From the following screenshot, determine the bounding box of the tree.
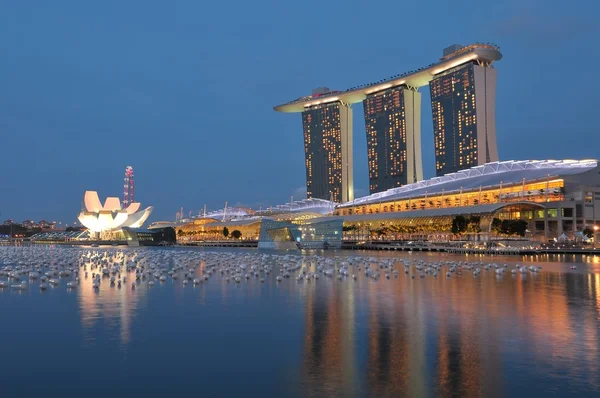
[223,227,229,238]
[500,220,512,235]
[491,218,502,233]
[583,227,594,239]
[177,229,184,237]
[231,230,242,239]
[512,220,528,237]
[499,219,528,237]
[451,215,468,235]
[468,216,482,233]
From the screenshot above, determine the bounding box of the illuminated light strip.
[277,47,502,112]
[431,53,479,75]
[303,96,340,108]
[365,83,399,95]
[339,160,597,207]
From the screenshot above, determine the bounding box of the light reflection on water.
[1,247,599,397]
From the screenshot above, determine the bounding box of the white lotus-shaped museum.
[77,191,153,232]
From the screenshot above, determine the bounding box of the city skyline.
[1,0,598,223]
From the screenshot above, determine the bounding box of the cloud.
[490,1,595,42]
[495,14,592,40]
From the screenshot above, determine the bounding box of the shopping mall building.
[161,160,600,246]
[331,159,600,242]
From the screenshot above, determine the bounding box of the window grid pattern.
[302,103,343,202]
[363,87,408,194]
[430,63,478,176]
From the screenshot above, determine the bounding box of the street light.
[594,225,599,248]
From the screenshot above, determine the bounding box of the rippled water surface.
[1,246,600,397]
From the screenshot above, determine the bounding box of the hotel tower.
[275,44,501,200]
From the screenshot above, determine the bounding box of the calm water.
[1,246,600,397]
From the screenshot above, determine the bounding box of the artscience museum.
[77,191,153,236]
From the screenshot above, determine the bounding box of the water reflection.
[77,251,148,348]
[297,253,600,396]
[302,280,358,396]
[6,247,598,396]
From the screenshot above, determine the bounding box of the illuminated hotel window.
[302,102,345,202]
[363,87,410,194]
[430,63,478,176]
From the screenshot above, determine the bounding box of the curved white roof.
[203,207,251,221]
[340,160,598,208]
[264,198,336,215]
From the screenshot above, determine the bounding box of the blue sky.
[0,0,598,224]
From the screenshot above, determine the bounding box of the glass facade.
[341,203,541,242]
[430,63,479,176]
[336,179,565,216]
[363,87,409,194]
[259,219,343,249]
[302,102,352,203]
[295,220,343,249]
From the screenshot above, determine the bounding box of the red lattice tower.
[123,166,135,208]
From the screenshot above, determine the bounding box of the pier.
[341,241,600,256]
[181,240,258,248]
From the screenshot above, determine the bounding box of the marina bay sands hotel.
[274,43,502,203]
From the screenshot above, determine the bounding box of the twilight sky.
[1,0,598,224]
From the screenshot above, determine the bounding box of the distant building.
[22,219,36,228]
[38,220,55,229]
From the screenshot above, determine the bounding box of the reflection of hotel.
[301,280,357,396]
[275,43,502,200]
[294,259,598,395]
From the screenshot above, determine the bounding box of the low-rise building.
[334,159,599,242]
